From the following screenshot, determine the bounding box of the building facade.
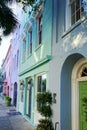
[1,0,87,130]
[10,24,20,107]
[1,3,22,107]
[51,0,87,130]
[2,44,12,97]
[18,0,53,127]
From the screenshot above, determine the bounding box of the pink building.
[2,24,20,107]
[3,44,12,96]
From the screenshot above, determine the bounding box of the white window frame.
[66,0,85,30]
[35,73,47,110]
[37,73,46,93]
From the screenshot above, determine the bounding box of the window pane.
[37,76,42,92]
[23,40,26,61]
[71,14,75,25]
[76,9,80,21]
[38,15,42,44]
[37,74,46,109]
[42,74,46,92]
[30,31,32,54]
[37,74,46,92]
[71,2,75,14]
[76,0,80,10]
[71,0,81,25]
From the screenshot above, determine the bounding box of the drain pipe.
[55,122,59,130]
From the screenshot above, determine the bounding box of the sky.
[0,35,11,67]
[0,2,21,68]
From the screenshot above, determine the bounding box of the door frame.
[72,58,87,130]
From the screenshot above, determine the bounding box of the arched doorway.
[13,82,17,107]
[72,59,87,130]
[60,53,85,130]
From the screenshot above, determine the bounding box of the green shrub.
[36,91,54,130]
[5,96,12,106]
[37,92,52,104]
[37,119,54,130]
[38,105,52,117]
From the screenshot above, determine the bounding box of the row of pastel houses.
[1,0,87,130]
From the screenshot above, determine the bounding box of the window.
[37,74,46,93]
[81,67,87,77]
[22,39,26,62]
[38,15,43,45]
[37,73,46,109]
[28,31,32,55]
[17,50,19,67]
[70,0,84,25]
[30,31,32,54]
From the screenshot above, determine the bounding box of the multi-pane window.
[70,0,84,25]
[37,73,46,109]
[37,74,46,93]
[38,15,42,45]
[28,30,32,56]
[22,39,26,61]
[30,31,32,54]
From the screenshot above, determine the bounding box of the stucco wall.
[50,0,87,130]
[19,0,53,75]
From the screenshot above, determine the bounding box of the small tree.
[36,91,54,130]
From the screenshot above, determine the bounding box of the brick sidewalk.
[0,98,35,130]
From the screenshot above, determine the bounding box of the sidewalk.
[0,98,35,130]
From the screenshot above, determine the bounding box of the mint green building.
[18,0,53,127]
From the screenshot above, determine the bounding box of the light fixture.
[20,80,24,90]
[27,79,33,90]
[53,93,57,103]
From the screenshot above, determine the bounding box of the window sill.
[62,16,87,38]
[34,43,42,52]
[27,53,32,59]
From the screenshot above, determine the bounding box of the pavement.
[0,97,35,130]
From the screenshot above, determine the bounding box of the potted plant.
[36,91,54,130]
[5,96,12,106]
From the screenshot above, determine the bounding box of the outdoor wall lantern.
[27,79,33,90]
[53,93,57,104]
[20,80,24,90]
